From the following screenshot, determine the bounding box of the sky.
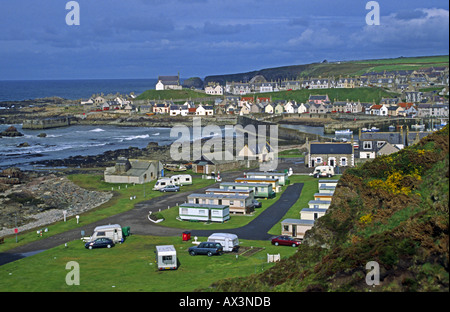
[0,0,448,80]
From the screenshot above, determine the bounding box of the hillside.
[204,55,449,85]
[252,87,397,104]
[207,126,449,292]
[135,89,218,102]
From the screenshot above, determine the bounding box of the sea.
[0,78,158,102]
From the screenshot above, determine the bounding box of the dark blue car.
[188,242,223,256]
[85,238,115,249]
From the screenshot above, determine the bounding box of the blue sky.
[0,0,448,80]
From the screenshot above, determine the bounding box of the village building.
[306,141,354,167]
[155,74,182,90]
[104,158,163,184]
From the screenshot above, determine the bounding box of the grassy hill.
[204,55,449,85]
[207,126,449,292]
[135,89,218,102]
[253,87,397,104]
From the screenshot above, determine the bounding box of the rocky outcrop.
[0,126,23,137]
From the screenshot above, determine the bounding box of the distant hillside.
[204,55,449,85]
[135,89,218,102]
[207,126,449,292]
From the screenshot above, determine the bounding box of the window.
[199,209,206,215]
[363,141,372,150]
[181,208,188,214]
[283,225,289,232]
[341,157,347,166]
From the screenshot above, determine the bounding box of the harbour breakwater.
[22,116,72,130]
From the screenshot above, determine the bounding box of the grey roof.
[187,193,249,200]
[281,218,315,225]
[310,143,353,154]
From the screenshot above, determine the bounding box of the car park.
[271,235,301,247]
[188,242,223,256]
[159,185,180,192]
[85,238,115,249]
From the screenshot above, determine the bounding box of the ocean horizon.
[0,78,159,102]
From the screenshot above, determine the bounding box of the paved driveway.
[0,179,303,266]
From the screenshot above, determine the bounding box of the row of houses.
[222,67,449,95]
[281,180,337,240]
[305,126,439,168]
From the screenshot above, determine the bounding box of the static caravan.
[318,180,339,188]
[207,233,239,252]
[172,174,193,186]
[314,193,334,202]
[245,172,290,186]
[205,188,255,201]
[155,245,177,270]
[153,177,175,190]
[235,177,281,193]
[187,193,253,215]
[308,200,331,209]
[219,182,275,199]
[179,203,230,223]
[88,224,123,243]
[318,185,336,194]
[300,207,327,220]
[281,218,315,240]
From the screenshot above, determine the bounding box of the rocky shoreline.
[0,168,113,237]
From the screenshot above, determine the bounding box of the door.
[292,225,297,237]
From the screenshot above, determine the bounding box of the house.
[169,105,183,116]
[284,101,298,114]
[239,103,251,115]
[358,129,406,159]
[308,94,330,104]
[179,203,230,223]
[205,84,223,95]
[196,104,214,116]
[264,103,274,114]
[104,158,163,184]
[187,193,253,215]
[308,200,331,209]
[205,188,255,201]
[369,104,388,116]
[237,141,275,163]
[307,141,354,167]
[274,102,285,114]
[297,103,310,114]
[387,105,405,117]
[156,74,182,90]
[153,103,170,114]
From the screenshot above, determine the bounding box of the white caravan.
[310,165,335,178]
[172,174,193,186]
[153,177,175,190]
[85,224,123,243]
[155,245,177,270]
[207,233,239,252]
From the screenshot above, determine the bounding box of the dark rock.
[37,133,47,137]
[0,126,24,137]
[17,142,30,148]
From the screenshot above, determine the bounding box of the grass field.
[0,174,337,292]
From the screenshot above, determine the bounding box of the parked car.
[188,242,223,256]
[251,199,262,208]
[271,235,301,247]
[85,237,115,249]
[159,185,180,192]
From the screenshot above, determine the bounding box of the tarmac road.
[0,171,303,266]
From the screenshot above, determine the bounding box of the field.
[0,174,327,292]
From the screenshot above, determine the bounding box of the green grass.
[253,87,396,104]
[0,235,298,292]
[0,173,341,292]
[135,89,219,101]
[0,174,216,252]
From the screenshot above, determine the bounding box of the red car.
[271,235,301,247]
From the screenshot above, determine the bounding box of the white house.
[196,104,214,116]
[205,84,224,95]
[156,75,182,90]
[284,101,298,114]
